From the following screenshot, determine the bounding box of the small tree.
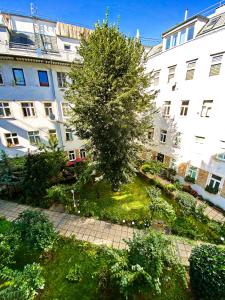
[189,244,225,300]
[67,16,156,190]
[102,231,187,298]
[0,263,45,300]
[14,210,57,252]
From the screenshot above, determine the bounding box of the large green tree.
[67,16,156,190]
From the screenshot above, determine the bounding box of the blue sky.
[0,0,219,43]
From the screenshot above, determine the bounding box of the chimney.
[184,8,188,21]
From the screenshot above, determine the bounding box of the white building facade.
[147,5,225,209]
[0,12,90,161]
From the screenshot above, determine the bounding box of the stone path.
[0,199,194,265]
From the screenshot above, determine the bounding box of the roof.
[162,15,208,37]
[197,11,225,36]
[148,43,163,57]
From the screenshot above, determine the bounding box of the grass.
[39,237,191,300]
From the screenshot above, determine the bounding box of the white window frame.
[201,100,213,118]
[68,150,76,161]
[0,102,11,118]
[5,132,19,147]
[28,131,41,144]
[209,54,223,76]
[185,60,197,80]
[180,100,189,116]
[57,72,67,88]
[66,128,73,141]
[49,129,57,138]
[80,149,86,159]
[153,70,160,86]
[44,102,53,117]
[21,102,36,117]
[195,136,205,144]
[62,102,70,117]
[173,132,182,148]
[186,166,198,179]
[217,140,225,161]
[207,174,222,191]
[160,129,167,143]
[168,65,176,83]
[163,101,171,117]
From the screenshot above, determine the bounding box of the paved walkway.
[0,199,194,265]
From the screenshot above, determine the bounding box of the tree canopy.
[67,16,156,190]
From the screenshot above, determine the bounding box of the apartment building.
[147,4,225,209]
[0,12,91,161]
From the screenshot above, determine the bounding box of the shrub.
[149,197,176,225]
[45,184,70,207]
[173,180,183,190]
[141,160,166,175]
[66,265,82,282]
[14,210,57,252]
[146,186,161,199]
[184,175,195,184]
[175,191,196,216]
[0,263,45,300]
[103,231,187,298]
[205,184,219,194]
[171,217,204,240]
[189,244,225,300]
[164,183,176,192]
[0,230,20,269]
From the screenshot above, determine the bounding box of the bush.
[171,217,204,240]
[0,263,45,300]
[146,186,161,199]
[149,197,176,225]
[205,184,219,194]
[184,175,195,184]
[164,183,176,192]
[66,265,82,282]
[102,231,187,298]
[14,210,57,252]
[0,230,20,269]
[189,244,225,300]
[45,184,70,207]
[175,191,196,216]
[141,160,166,175]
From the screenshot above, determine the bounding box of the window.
[209,54,223,76]
[80,149,86,159]
[62,103,70,117]
[217,140,225,161]
[205,17,220,31]
[186,60,197,80]
[157,153,164,162]
[5,133,19,147]
[38,70,49,87]
[195,136,205,144]
[44,42,52,50]
[208,174,222,191]
[66,129,73,141]
[49,129,57,138]
[179,29,186,44]
[64,44,71,51]
[173,132,182,148]
[148,128,154,140]
[165,36,171,50]
[0,73,4,85]
[160,130,167,143]
[21,102,36,117]
[171,33,178,47]
[201,100,213,117]
[153,70,160,86]
[168,66,176,83]
[180,100,189,116]
[44,102,53,116]
[12,68,25,86]
[68,150,76,161]
[28,131,40,144]
[187,166,198,179]
[0,102,11,117]
[57,72,67,88]
[163,101,171,117]
[187,26,194,41]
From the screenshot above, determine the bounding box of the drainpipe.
[48,62,64,149]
